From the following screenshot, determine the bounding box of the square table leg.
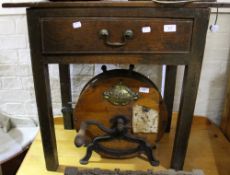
[59,64,73,129]
[163,65,177,132]
[31,63,59,171]
[27,10,59,171]
[171,9,210,169]
[170,64,202,170]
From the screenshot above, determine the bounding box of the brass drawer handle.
[99,29,134,47]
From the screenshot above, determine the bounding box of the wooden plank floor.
[17,115,230,175]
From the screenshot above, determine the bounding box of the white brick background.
[174,13,230,124]
[0,7,229,125]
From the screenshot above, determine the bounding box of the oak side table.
[3,0,230,172]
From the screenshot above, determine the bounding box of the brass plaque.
[103,82,139,106]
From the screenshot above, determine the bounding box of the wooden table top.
[16,115,230,175]
[2,1,230,8]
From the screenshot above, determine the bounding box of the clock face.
[132,104,159,134]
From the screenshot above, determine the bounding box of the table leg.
[0,164,2,175]
[27,10,59,170]
[171,64,202,170]
[164,65,177,132]
[32,64,59,170]
[59,64,73,129]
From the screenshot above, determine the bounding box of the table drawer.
[41,18,193,54]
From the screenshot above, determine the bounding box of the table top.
[16,115,230,175]
[2,0,230,8]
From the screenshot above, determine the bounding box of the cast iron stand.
[74,115,159,166]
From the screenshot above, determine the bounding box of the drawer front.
[41,18,193,54]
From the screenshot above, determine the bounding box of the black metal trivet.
[74,115,159,166]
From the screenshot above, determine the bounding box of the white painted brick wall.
[0,35,27,49]
[0,50,18,64]
[1,77,22,89]
[0,9,229,125]
[173,13,230,124]
[0,19,15,34]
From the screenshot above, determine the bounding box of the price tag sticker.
[164,24,176,32]
[142,26,151,33]
[139,87,150,93]
[72,21,82,29]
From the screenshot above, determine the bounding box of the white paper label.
[72,21,82,29]
[142,26,151,33]
[164,24,176,32]
[139,87,150,93]
[133,104,159,133]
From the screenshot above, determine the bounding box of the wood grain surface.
[16,115,230,175]
[74,72,167,158]
[41,18,192,54]
[3,1,230,8]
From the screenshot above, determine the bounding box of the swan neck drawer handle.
[99,29,134,47]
